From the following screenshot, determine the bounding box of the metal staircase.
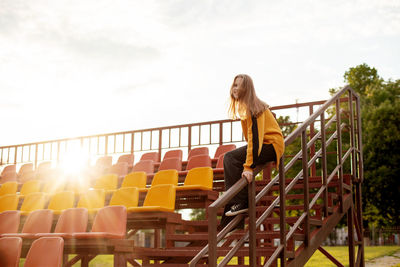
[189,85,365,267]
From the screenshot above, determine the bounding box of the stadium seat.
[109,187,139,209]
[93,173,118,193]
[17,163,33,178]
[18,180,41,198]
[2,209,53,239]
[121,172,147,189]
[41,179,66,195]
[0,181,18,196]
[163,149,183,161]
[18,170,35,184]
[187,147,209,160]
[77,189,105,213]
[108,162,129,177]
[47,191,75,215]
[117,154,134,169]
[186,154,212,171]
[140,152,159,162]
[132,160,154,174]
[72,205,127,239]
[0,210,20,236]
[0,194,19,213]
[20,192,46,215]
[92,156,113,177]
[213,144,236,159]
[1,164,16,175]
[24,237,64,267]
[128,184,176,213]
[150,169,178,187]
[216,153,225,169]
[158,157,182,171]
[36,207,88,238]
[176,167,214,191]
[0,236,22,267]
[0,170,17,183]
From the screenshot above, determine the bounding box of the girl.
[218,74,285,231]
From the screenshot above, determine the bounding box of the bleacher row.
[0,144,236,266]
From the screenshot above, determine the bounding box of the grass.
[19,246,400,266]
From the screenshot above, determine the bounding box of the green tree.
[344,64,400,226]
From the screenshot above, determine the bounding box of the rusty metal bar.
[158,130,162,162]
[321,112,329,218]
[309,104,316,177]
[349,91,357,181]
[219,122,223,146]
[188,126,192,153]
[208,206,218,267]
[336,99,344,213]
[130,133,134,154]
[248,177,256,266]
[105,135,108,156]
[302,130,310,245]
[14,146,18,164]
[279,157,287,266]
[348,205,355,267]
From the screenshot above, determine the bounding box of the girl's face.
[232,77,243,100]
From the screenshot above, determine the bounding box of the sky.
[1,0,399,147]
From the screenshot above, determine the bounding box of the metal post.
[336,99,344,213]
[321,112,328,218]
[248,177,256,266]
[302,130,310,245]
[348,204,355,267]
[208,207,217,267]
[279,157,287,266]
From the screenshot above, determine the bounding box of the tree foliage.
[344,64,400,227]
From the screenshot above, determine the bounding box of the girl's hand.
[242,171,253,183]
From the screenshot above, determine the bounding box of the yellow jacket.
[241,109,284,171]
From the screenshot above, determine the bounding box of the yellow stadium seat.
[144,169,178,193]
[0,194,19,213]
[47,191,75,215]
[121,172,147,189]
[128,184,175,213]
[19,180,41,198]
[93,174,118,193]
[109,187,139,209]
[41,179,66,195]
[20,192,46,215]
[0,181,18,197]
[176,167,214,191]
[77,189,105,213]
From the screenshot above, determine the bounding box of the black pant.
[219,144,276,230]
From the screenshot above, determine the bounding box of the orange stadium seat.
[24,237,64,267]
[214,144,236,159]
[186,154,212,171]
[158,157,182,171]
[163,149,183,161]
[187,147,209,160]
[132,160,154,174]
[117,154,134,169]
[108,162,129,177]
[0,210,20,237]
[0,236,22,267]
[140,152,159,162]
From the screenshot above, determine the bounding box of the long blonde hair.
[228,74,269,119]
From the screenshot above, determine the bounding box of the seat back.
[18,163,33,177]
[132,160,154,174]
[216,153,225,168]
[163,149,183,161]
[95,156,113,169]
[121,172,147,189]
[184,167,214,189]
[0,181,18,197]
[109,162,129,177]
[143,184,176,211]
[21,209,53,234]
[140,152,159,162]
[54,208,88,233]
[42,179,66,194]
[19,180,41,196]
[20,192,46,214]
[187,147,209,160]
[77,189,105,211]
[91,205,127,237]
[0,171,17,183]
[0,210,20,234]
[117,154,134,169]
[158,157,182,171]
[47,191,75,213]
[0,194,19,213]
[0,237,22,267]
[151,169,178,187]
[93,174,118,191]
[24,237,64,267]
[214,144,236,159]
[109,187,139,208]
[186,154,212,171]
[1,165,16,175]
[18,170,35,183]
